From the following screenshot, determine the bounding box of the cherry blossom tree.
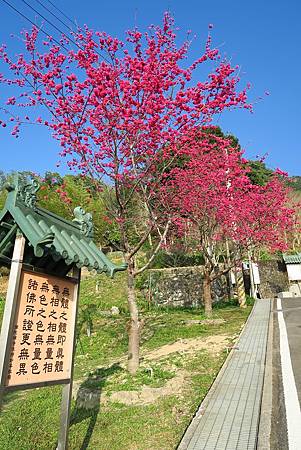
[0,14,251,373]
[164,127,296,316]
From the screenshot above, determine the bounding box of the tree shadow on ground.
[70,363,122,450]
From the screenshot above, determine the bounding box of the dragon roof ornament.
[73,206,94,238]
[5,175,40,209]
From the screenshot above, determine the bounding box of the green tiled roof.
[283,253,301,264]
[0,176,126,277]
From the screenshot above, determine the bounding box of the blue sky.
[0,0,300,175]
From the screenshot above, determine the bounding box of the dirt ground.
[142,333,230,361]
[0,275,8,296]
[74,333,233,407]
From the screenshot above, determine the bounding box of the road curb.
[257,298,273,450]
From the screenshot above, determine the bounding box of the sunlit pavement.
[270,297,301,450]
[178,299,270,450]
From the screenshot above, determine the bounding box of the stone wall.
[148,266,229,307]
[257,260,289,298]
[146,259,289,307]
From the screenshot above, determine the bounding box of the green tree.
[246,160,274,186]
[38,174,120,246]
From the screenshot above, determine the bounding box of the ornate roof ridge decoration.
[0,174,127,277]
[18,178,40,209]
[5,175,40,209]
[73,206,94,238]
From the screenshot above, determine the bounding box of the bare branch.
[128,223,156,259]
[134,220,171,276]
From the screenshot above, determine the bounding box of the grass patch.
[105,365,176,393]
[0,273,251,450]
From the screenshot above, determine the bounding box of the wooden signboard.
[6,270,76,389]
[0,234,81,450]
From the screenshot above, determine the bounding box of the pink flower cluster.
[161,127,296,253]
[0,13,251,176]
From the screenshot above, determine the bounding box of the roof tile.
[0,177,126,276]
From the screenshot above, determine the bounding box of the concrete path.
[178,299,271,450]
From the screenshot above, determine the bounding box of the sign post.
[0,250,81,449]
[0,232,25,405]
[57,267,81,450]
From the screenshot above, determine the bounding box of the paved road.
[271,297,301,450]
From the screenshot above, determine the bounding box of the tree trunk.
[235,266,247,308]
[226,271,233,301]
[126,259,140,374]
[225,239,234,300]
[203,271,213,317]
